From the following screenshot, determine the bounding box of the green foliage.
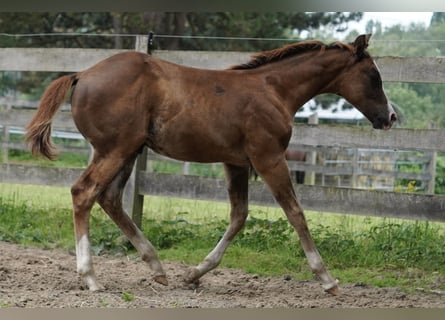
[121,291,134,302]
[5,148,88,168]
[151,160,225,178]
[384,83,440,128]
[144,218,209,250]
[2,132,89,167]
[1,188,444,291]
[0,12,362,50]
[234,217,296,251]
[367,221,444,268]
[0,194,74,249]
[435,155,445,194]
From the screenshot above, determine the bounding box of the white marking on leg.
[76,234,91,274]
[196,236,230,274]
[306,250,338,290]
[76,234,101,291]
[306,251,322,271]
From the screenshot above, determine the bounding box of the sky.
[347,12,433,34]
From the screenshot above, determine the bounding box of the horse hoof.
[153,274,168,286]
[87,283,105,292]
[90,286,105,292]
[82,275,105,292]
[325,284,340,296]
[183,267,201,284]
[183,279,200,290]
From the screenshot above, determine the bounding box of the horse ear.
[353,34,372,58]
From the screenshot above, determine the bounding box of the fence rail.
[1,48,445,83]
[1,163,445,223]
[1,36,445,225]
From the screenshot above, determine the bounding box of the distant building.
[294,98,366,125]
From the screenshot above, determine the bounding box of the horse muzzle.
[373,111,397,130]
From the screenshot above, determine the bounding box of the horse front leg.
[252,156,339,295]
[184,164,249,285]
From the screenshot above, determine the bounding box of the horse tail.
[26,74,77,160]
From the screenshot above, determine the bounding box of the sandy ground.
[0,241,444,308]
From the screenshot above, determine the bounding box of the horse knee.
[71,182,84,198]
[97,189,121,210]
[71,182,95,213]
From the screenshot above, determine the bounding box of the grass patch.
[0,194,74,249]
[5,148,89,168]
[0,182,444,292]
[121,291,134,302]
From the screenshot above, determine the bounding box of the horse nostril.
[390,112,397,123]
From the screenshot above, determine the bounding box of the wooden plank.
[375,56,445,83]
[291,125,445,152]
[294,184,445,222]
[0,109,77,129]
[1,48,444,84]
[137,171,229,202]
[0,48,126,72]
[0,48,247,72]
[154,50,251,70]
[137,171,445,223]
[6,107,443,152]
[0,163,82,186]
[287,161,432,181]
[2,164,444,222]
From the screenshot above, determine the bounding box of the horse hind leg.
[71,153,111,291]
[184,164,249,285]
[96,154,167,285]
[71,149,164,291]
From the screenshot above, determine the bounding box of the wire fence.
[1,32,445,42]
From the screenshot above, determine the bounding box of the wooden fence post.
[122,35,149,228]
[1,98,12,163]
[426,121,437,194]
[305,113,318,185]
[1,124,9,163]
[123,147,147,228]
[427,151,437,194]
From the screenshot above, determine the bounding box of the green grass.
[0,182,444,292]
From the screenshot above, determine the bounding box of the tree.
[430,12,445,26]
[0,13,115,48]
[0,12,363,50]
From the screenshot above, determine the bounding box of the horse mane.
[230,40,360,70]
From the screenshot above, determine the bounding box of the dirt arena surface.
[0,241,443,308]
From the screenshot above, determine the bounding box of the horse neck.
[258,50,353,115]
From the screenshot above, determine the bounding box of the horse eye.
[369,69,382,87]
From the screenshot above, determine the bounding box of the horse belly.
[146,118,248,165]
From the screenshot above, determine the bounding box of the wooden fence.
[0,98,437,191]
[1,35,445,224]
